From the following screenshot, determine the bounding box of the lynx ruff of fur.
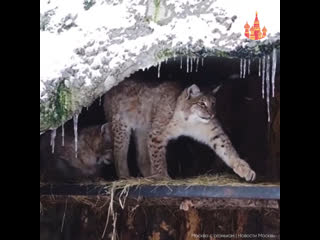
[104,80,256,181]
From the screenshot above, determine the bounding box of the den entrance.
[40,55,280,183]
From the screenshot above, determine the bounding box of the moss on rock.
[40,81,74,131]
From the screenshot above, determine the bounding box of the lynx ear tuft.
[212,85,221,95]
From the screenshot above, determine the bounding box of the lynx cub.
[104,79,256,181]
[40,123,113,180]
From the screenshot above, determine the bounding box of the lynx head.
[84,123,112,160]
[179,84,220,124]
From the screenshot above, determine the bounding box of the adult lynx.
[104,79,255,181]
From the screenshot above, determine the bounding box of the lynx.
[40,123,113,180]
[104,79,256,181]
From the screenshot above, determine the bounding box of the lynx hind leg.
[111,120,131,179]
[134,129,151,177]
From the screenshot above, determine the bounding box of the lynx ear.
[186,84,201,99]
[212,85,221,95]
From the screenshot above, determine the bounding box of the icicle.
[271,48,277,97]
[240,58,243,78]
[196,57,199,72]
[248,59,251,75]
[50,129,57,154]
[86,106,89,111]
[186,56,189,73]
[258,58,261,77]
[157,62,161,78]
[165,58,168,64]
[173,53,176,62]
[99,96,102,106]
[266,55,271,122]
[190,57,193,72]
[262,56,266,99]
[61,124,65,147]
[243,59,246,78]
[180,56,182,69]
[201,57,204,67]
[73,114,79,158]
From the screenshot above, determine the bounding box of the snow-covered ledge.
[40,0,280,132]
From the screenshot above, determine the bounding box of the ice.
[50,129,57,154]
[266,55,271,122]
[262,56,266,99]
[61,124,65,147]
[73,114,79,158]
[190,57,193,72]
[186,56,189,73]
[196,57,199,72]
[258,58,261,77]
[243,59,246,78]
[240,58,243,78]
[180,56,183,69]
[157,62,161,78]
[201,57,204,67]
[271,48,277,97]
[248,59,251,75]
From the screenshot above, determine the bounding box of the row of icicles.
[156,53,205,78]
[49,48,278,157]
[240,48,278,123]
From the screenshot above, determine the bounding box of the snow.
[40,0,280,95]
[40,0,140,98]
[40,30,82,81]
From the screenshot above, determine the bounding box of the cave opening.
[40,55,280,183]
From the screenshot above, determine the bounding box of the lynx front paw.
[233,159,256,182]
